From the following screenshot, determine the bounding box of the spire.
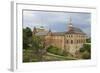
[33,27,36,31]
[69,16,71,22]
[48,28,52,35]
[68,16,72,26]
[68,16,73,30]
[49,28,51,32]
[33,26,37,35]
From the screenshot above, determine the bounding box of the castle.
[32,17,87,56]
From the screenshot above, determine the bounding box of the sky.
[23,10,91,36]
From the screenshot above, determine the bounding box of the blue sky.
[23,10,91,36]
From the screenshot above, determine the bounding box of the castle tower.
[32,26,37,35]
[48,28,52,36]
[48,28,51,32]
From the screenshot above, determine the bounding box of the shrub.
[80,44,91,53]
[86,38,91,43]
[47,46,62,55]
[47,45,69,56]
[61,50,68,56]
[82,51,91,59]
[80,47,85,52]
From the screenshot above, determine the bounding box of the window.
[77,40,78,44]
[66,40,68,44]
[71,40,73,44]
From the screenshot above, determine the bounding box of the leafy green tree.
[82,51,90,59]
[80,44,91,59]
[23,27,32,49]
[31,36,46,61]
[23,27,47,61]
[86,38,91,43]
[80,44,91,53]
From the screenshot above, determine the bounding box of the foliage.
[47,45,70,56]
[23,49,32,62]
[23,49,42,62]
[23,27,47,61]
[81,51,91,59]
[80,44,91,59]
[86,38,91,43]
[80,44,91,53]
[47,46,61,55]
[32,36,44,49]
[61,50,69,56]
[31,35,46,61]
[23,35,46,62]
[23,27,32,49]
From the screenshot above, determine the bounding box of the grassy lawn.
[23,49,77,62]
[43,52,77,61]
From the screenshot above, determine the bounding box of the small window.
[66,40,68,44]
[71,40,73,44]
[77,40,78,44]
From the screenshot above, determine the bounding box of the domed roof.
[72,27,83,32]
[66,26,86,35]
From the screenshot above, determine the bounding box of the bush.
[47,46,69,56]
[61,50,68,56]
[23,27,32,49]
[86,38,91,43]
[80,44,91,53]
[80,47,85,52]
[80,44,91,59]
[47,46,62,55]
[23,49,33,62]
[82,51,91,59]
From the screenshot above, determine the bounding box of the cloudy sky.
[23,10,91,36]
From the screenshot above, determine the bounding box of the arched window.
[71,40,73,44]
[66,40,68,44]
[79,40,81,43]
[81,40,82,43]
[77,40,78,44]
[79,40,80,43]
[83,39,85,43]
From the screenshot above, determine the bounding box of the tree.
[23,27,32,49]
[82,51,90,59]
[86,38,91,43]
[31,35,46,61]
[23,27,47,61]
[80,44,91,59]
[80,44,91,53]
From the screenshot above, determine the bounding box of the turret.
[48,29,52,35]
[32,27,37,35]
